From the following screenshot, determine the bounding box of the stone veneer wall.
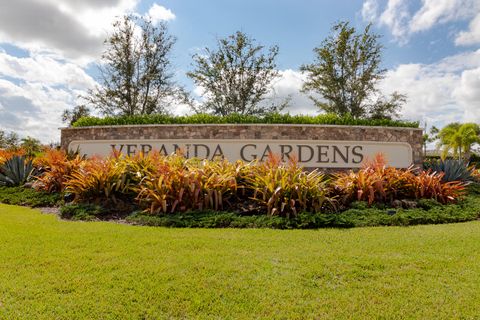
[61,124,424,166]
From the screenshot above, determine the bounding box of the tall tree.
[0,130,19,149]
[21,136,42,157]
[84,15,188,116]
[61,105,91,126]
[187,31,287,116]
[437,123,480,160]
[301,21,405,119]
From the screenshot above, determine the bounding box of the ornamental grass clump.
[245,155,335,217]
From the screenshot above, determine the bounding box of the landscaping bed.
[1,148,478,229]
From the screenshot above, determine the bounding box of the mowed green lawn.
[0,204,480,319]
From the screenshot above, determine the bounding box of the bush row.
[72,113,419,128]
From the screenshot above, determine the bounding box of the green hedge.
[0,187,63,207]
[60,195,480,229]
[72,113,419,128]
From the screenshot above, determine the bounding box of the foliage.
[73,112,419,128]
[20,136,42,157]
[187,31,287,115]
[0,155,34,187]
[437,122,480,160]
[301,21,405,119]
[0,148,25,166]
[62,105,91,126]
[334,154,414,205]
[83,15,188,116]
[409,170,465,204]
[125,193,480,228]
[424,158,474,182]
[0,186,62,207]
[135,156,241,214]
[33,149,86,193]
[64,156,132,206]
[0,130,19,149]
[244,155,334,217]
[60,203,104,221]
[334,154,465,205]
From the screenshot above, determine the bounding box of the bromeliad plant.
[245,155,335,217]
[335,154,466,205]
[135,155,241,214]
[409,170,465,204]
[65,156,132,205]
[33,149,86,193]
[334,154,413,205]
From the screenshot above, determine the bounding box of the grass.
[1,204,480,319]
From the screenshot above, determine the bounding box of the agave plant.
[424,159,473,182]
[0,155,34,186]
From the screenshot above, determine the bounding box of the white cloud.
[0,79,85,143]
[0,0,138,62]
[0,50,97,142]
[410,0,476,33]
[268,69,317,114]
[379,50,480,128]
[361,0,379,22]
[378,0,411,44]
[364,0,480,46]
[0,52,96,89]
[456,13,480,45]
[147,3,176,24]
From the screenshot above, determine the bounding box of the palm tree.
[437,123,480,160]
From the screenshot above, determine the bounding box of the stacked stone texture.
[61,124,424,166]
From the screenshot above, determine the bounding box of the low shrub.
[124,194,480,229]
[334,154,414,205]
[0,186,62,207]
[0,148,25,166]
[410,170,465,203]
[72,112,419,128]
[60,203,104,221]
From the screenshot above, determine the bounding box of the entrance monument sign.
[61,124,423,169]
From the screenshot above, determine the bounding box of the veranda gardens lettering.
[110,143,364,164]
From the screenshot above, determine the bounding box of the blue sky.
[0,0,479,142]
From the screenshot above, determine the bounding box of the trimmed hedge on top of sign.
[72,113,420,128]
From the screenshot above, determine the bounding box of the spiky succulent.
[0,155,34,186]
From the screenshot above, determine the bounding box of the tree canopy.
[84,15,188,116]
[301,21,405,119]
[187,31,287,116]
[437,123,480,160]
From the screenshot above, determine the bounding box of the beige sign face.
[69,139,413,168]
